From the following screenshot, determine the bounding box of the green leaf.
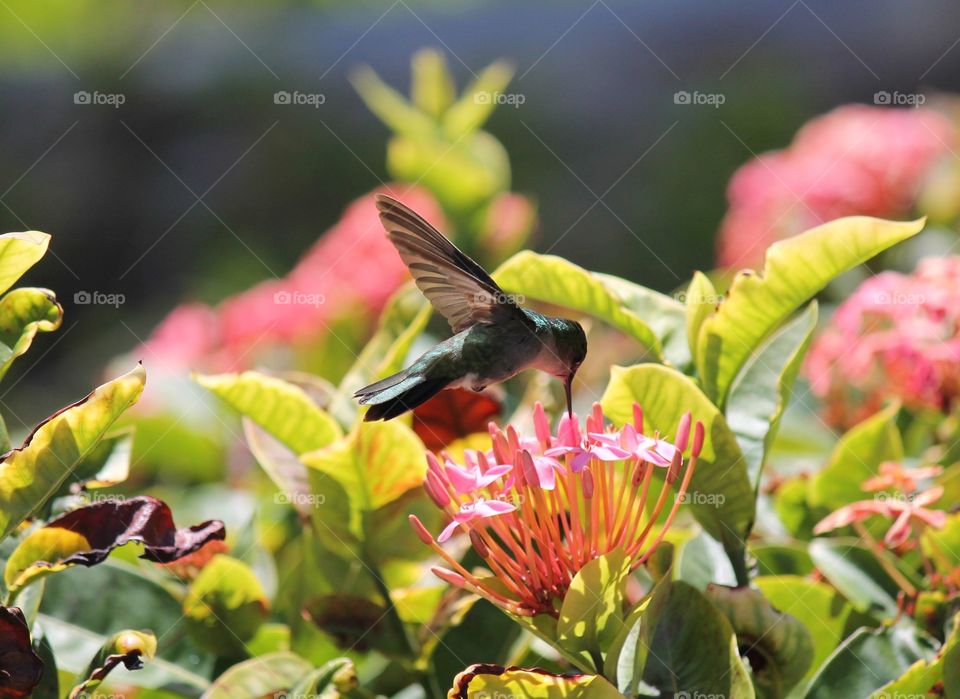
[201,652,314,699]
[675,530,737,590]
[751,544,814,577]
[557,548,631,671]
[291,657,358,696]
[869,614,960,698]
[443,59,515,137]
[196,370,341,455]
[807,403,902,512]
[727,301,818,489]
[696,216,925,405]
[350,64,435,138]
[684,271,718,366]
[641,581,755,698]
[411,48,455,118]
[755,575,851,689]
[30,629,58,699]
[448,663,624,698]
[47,429,133,502]
[805,622,938,698]
[921,510,960,575]
[183,555,269,655]
[494,251,668,361]
[705,584,814,697]
[0,230,49,296]
[302,419,427,546]
[808,538,904,617]
[0,287,62,383]
[0,363,146,542]
[601,364,754,581]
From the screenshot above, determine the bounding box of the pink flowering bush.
[717,104,954,269]
[804,256,960,428]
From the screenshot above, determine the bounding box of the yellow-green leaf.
[411,48,455,119]
[201,652,313,699]
[0,287,62,383]
[196,370,341,455]
[449,663,623,698]
[350,64,435,138]
[684,271,718,365]
[184,555,268,655]
[0,364,145,541]
[696,216,924,405]
[443,59,515,138]
[0,231,49,296]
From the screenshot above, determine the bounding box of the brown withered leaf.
[0,606,43,698]
[412,387,500,451]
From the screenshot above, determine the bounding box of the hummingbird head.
[552,319,587,416]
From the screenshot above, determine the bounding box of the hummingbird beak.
[564,372,575,417]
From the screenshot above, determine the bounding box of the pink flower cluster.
[804,257,960,428]
[410,402,702,616]
[134,185,445,372]
[717,104,953,269]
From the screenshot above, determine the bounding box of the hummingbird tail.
[357,372,450,421]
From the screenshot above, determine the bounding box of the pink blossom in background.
[717,105,954,269]
[134,185,445,373]
[804,257,960,428]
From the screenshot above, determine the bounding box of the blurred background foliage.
[5,0,960,427]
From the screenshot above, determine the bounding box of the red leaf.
[412,388,501,451]
[0,606,43,699]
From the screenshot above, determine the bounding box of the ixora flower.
[862,461,943,494]
[804,257,960,428]
[410,402,704,617]
[716,104,953,269]
[814,487,947,548]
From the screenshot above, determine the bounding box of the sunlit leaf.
[0,231,49,296]
[195,370,341,455]
[201,652,313,699]
[411,48,455,118]
[696,216,924,405]
[291,657,358,697]
[684,270,718,366]
[448,663,623,698]
[921,511,960,575]
[0,287,61,383]
[601,363,754,581]
[350,65,434,138]
[869,613,960,697]
[443,59,515,137]
[0,363,146,542]
[5,495,225,596]
[727,301,818,489]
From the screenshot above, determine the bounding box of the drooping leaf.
[705,584,814,697]
[183,555,269,656]
[557,548,631,671]
[807,403,902,512]
[201,652,314,699]
[4,495,225,596]
[805,622,939,698]
[0,288,62,384]
[0,363,146,542]
[0,231,49,296]
[302,419,427,545]
[302,593,409,656]
[494,252,668,361]
[0,606,43,698]
[601,363,754,581]
[195,371,341,455]
[68,630,157,699]
[684,271,718,366]
[727,301,818,489]
[697,216,925,405]
[641,581,755,698]
[448,663,623,698]
[412,387,501,451]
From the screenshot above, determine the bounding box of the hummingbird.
[355,195,587,421]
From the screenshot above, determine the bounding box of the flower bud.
[692,421,705,457]
[425,472,450,508]
[533,401,552,448]
[666,450,683,485]
[432,566,467,587]
[409,515,435,545]
[582,468,595,499]
[470,529,490,558]
[675,412,692,452]
[633,404,644,433]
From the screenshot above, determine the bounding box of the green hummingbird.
[355,195,587,421]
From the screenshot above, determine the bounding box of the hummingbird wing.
[375,194,530,333]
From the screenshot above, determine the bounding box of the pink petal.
[437,520,461,543]
[474,499,516,517]
[445,464,481,494]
